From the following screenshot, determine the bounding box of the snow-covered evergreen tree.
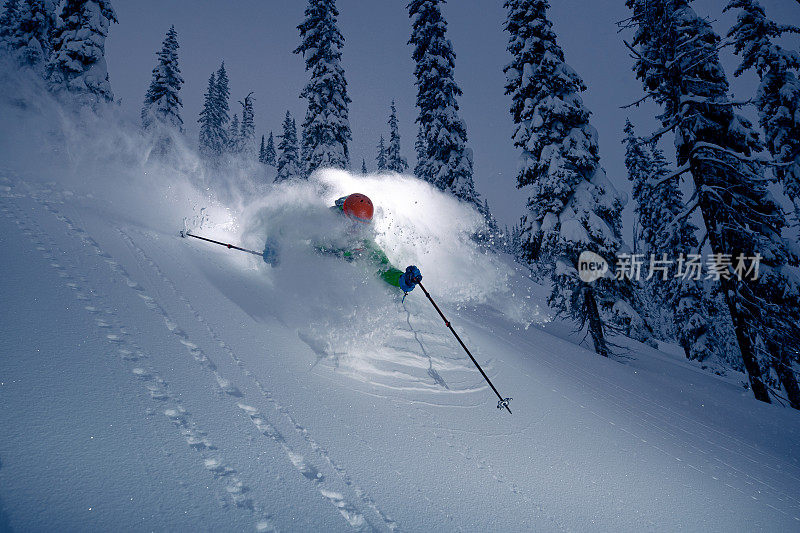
[413,126,426,179]
[0,0,20,51]
[264,131,276,166]
[294,0,351,173]
[624,120,733,367]
[275,111,302,183]
[361,157,367,175]
[625,0,800,405]
[376,135,387,171]
[504,0,635,357]
[238,92,256,157]
[408,0,478,205]
[141,25,183,133]
[198,72,220,159]
[1,0,56,71]
[474,199,503,249]
[727,0,800,229]
[227,113,241,154]
[508,222,525,262]
[387,100,408,173]
[259,134,267,164]
[46,0,117,104]
[213,61,230,149]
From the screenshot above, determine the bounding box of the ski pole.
[417,281,512,414]
[179,230,262,257]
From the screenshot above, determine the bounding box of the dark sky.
[106,0,799,230]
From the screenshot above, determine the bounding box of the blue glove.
[262,239,280,266]
[399,265,422,292]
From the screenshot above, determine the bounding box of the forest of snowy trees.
[1,0,798,409]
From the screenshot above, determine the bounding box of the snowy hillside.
[2,0,800,529]
[2,165,800,532]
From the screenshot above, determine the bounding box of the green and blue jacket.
[316,239,405,288]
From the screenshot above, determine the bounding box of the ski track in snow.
[116,226,397,532]
[478,318,800,522]
[1,181,396,532]
[0,196,278,532]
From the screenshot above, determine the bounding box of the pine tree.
[408,0,478,205]
[238,92,256,156]
[228,113,241,154]
[727,0,800,229]
[625,0,800,404]
[624,120,732,367]
[509,223,524,262]
[414,125,426,180]
[475,199,502,248]
[46,0,117,104]
[141,25,183,133]
[2,0,56,71]
[214,61,230,149]
[504,0,634,357]
[0,0,21,52]
[259,134,267,164]
[294,0,351,173]
[275,111,302,183]
[361,157,367,174]
[265,131,276,166]
[376,135,387,171]
[198,72,223,159]
[387,100,408,173]
[727,1,800,407]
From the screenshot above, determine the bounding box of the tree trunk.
[691,157,771,404]
[771,343,800,410]
[583,284,609,357]
[723,287,771,403]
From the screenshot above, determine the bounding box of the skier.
[183,194,511,412]
[262,193,423,294]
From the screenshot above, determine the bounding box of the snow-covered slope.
[2,167,800,532]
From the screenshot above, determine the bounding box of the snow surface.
[1,91,800,531]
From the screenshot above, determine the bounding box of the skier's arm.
[380,266,405,287]
[365,242,421,291]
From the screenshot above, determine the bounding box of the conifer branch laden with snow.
[726,0,800,229]
[46,0,117,105]
[294,0,351,173]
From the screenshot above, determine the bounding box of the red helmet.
[342,193,374,223]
